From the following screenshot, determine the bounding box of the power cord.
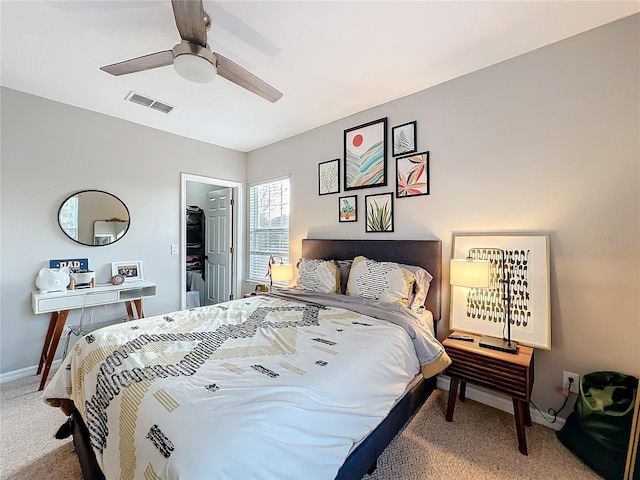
[530,377,575,424]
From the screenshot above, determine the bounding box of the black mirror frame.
[57,189,130,247]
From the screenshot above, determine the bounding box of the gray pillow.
[336,260,353,295]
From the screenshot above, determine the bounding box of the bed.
[43,239,448,480]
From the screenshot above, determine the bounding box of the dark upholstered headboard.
[301,239,442,322]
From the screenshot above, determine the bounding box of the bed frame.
[67,238,442,480]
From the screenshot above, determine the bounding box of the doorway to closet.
[180,173,243,310]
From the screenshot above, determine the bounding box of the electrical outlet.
[563,371,580,394]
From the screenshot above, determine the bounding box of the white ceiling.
[1,1,638,152]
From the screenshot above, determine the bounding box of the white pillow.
[296,258,340,294]
[345,256,415,307]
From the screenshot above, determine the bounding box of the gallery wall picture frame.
[344,117,387,191]
[365,192,394,233]
[392,121,417,157]
[396,151,429,198]
[318,158,340,195]
[111,261,144,282]
[338,195,357,222]
[450,233,551,350]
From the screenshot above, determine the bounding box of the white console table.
[32,280,157,390]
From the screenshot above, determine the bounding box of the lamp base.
[479,335,518,354]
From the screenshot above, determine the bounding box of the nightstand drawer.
[446,347,530,400]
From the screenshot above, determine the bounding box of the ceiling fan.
[100,0,282,103]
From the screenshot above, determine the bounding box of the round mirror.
[58,190,130,246]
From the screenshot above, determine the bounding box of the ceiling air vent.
[150,101,174,114]
[125,91,175,114]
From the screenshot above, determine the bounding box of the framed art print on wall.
[396,151,429,198]
[450,233,551,350]
[365,192,394,232]
[338,195,357,222]
[392,121,417,157]
[344,117,387,191]
[318,158,340,195]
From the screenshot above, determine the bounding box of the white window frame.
[248,176,290,284]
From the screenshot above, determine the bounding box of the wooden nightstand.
[443,332,535,455]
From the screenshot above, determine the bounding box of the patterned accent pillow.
[345,256,415,307]
[296,258,340,294]
[400,264,433,313]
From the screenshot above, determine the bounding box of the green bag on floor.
[575,371,638,453]
[556,371,638,480]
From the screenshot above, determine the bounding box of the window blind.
[249,178,290,281]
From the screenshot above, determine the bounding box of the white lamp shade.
[450,258,490,288]
[174,54,217,83]
[271,263,293,282]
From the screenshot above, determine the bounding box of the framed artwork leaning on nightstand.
[450,233,551,350]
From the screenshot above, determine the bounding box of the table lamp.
[268,256,293,291]
[450,253,518,354]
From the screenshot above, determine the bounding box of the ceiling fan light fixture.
[172,42,217,83]
[100,1,282,102]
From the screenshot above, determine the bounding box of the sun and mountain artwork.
[396,151,429,198]
[343,117,387,191]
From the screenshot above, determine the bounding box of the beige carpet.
[0,374,600,480]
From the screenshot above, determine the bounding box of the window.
[58,195,78,240]
[249,177,290,281]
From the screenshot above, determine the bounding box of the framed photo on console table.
[450,233,551,350]
[111,261,144,282]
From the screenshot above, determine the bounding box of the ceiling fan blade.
[214,52,283,103]
[171,0,208,47]
[100,50,174,76]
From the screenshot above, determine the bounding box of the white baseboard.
[0,360,62,385]
[437,375,566,431]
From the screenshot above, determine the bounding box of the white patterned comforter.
[43,294,447,480]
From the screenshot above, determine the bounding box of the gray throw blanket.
[267,289,448,368]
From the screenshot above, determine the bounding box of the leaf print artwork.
[392,121,417,156]
[396,151,429,197]
[319,159,340,195]
[365,193,393,232]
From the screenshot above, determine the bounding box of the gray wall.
[0,88,246,374]
[247,15,640,412]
